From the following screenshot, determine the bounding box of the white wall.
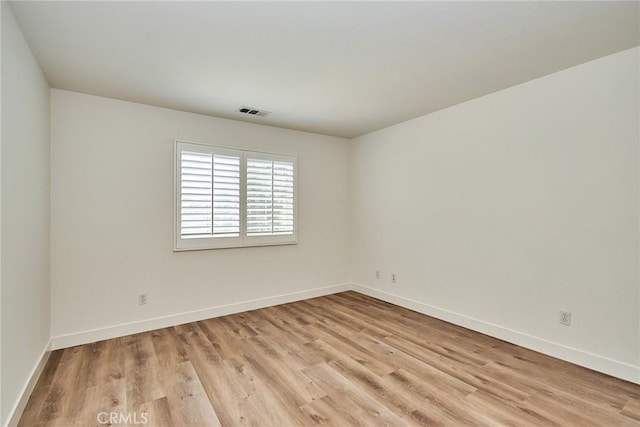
[50,90,350,343]
[350,48,639,382]
[1,3,51,425]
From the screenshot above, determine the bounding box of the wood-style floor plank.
[18,291,640,426]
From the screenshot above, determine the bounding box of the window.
[174,140,297,250]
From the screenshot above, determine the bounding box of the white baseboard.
[5,339,52,427]
[51,282,351,350]
[351,283,640,385]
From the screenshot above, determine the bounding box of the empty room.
[1,1,639,426]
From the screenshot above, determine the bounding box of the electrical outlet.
[376,270,381,280]
[391,273,397,284]
[138,293,148,305]
[559,310,571,326]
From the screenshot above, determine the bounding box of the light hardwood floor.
[18,291,640,426]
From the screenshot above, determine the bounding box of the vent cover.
[238,106,270,117]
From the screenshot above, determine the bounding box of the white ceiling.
[9,1,640,138]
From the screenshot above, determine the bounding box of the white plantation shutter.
[211,154,240,236]
[245,152,296,246]
[247,159,273,235]
[273,161,295,234]
[180,151,213,238]
[246,158,294,236]
[175,141,296,250]
[176,143,243,249]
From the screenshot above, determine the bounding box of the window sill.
[173,240,298,252]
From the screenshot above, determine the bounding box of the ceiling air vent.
[238,106,270,117]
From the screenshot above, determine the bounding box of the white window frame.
[174,140,298,251]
